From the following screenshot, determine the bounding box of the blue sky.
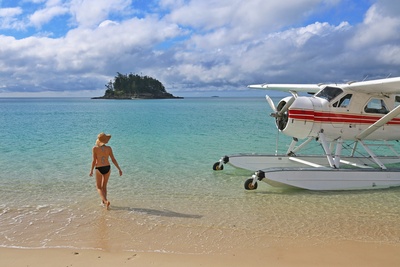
[0,0,399,97]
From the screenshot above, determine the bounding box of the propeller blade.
[277,96,295,115]
[265,95,277,112]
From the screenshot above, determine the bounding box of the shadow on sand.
[110,206,203,219]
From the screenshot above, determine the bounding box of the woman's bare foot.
[106,201,110,210]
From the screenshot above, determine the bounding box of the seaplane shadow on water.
[213,77,400,191]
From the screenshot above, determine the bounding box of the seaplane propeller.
[266,95,295,130]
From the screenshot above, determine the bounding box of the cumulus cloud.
[29,3,68,28]
[168,21,353,89]
[0,0,400,96]
[69,0,132,28]
[349,4,400,48]
[345,0,400,78]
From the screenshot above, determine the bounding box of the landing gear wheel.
[213,162,224,171]
[244,178,258,190]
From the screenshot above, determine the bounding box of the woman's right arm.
[89,147,97,176]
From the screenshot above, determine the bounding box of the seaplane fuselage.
[278,87,400,141]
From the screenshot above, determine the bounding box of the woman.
[89,133,123,209]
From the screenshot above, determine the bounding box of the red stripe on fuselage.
[288,109,400,125]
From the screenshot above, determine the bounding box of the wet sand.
[2,238,400,267]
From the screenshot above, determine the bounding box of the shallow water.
[1,97,400,253]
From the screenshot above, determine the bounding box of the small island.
[92,72,182,99]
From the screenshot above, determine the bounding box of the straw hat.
[96,132,111,146]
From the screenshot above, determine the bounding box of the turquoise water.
[1,97,400,253]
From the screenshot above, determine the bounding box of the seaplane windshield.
[315,86,343,102]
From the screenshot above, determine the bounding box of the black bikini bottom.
[96,165,110,175]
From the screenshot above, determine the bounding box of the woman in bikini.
[89,133,123,209]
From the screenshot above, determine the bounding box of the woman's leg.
[96,170,111,208]
[102,171,111,208]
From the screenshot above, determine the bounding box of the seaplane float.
[213,77,400,191]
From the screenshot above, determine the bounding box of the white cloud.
[168,21,354,88]
[69,0,132,28]
[0,7,24,30]
[29,5,69,28]
[159,0,185,8]
[378,45,400,65]
[168,0,321,34]
[345,0,400,77]
[0,7,23,17]
[98,20,119,27]
[349,3,400,49]
[25,0,48,4]
[1,0,400,96]
[0,11,183,93]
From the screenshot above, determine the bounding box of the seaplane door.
[330,93,353,129]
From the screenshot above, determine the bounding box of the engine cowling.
[275,96,324,139]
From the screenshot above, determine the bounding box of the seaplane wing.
[247,83,321,93]
[343,77,400,94]
[248,77,400,95]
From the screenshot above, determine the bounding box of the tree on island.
[93,72,182,99]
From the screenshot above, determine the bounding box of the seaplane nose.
[278,96,315,139]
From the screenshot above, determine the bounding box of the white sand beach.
[2,238,400,267]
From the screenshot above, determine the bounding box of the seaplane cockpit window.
[364,98,389,114]
[333,94,352,108]
[315,86,343,102]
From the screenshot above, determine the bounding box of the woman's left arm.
[110,147,123,176]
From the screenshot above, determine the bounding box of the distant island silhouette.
[92,72,182,99]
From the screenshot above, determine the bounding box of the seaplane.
[213,76,400,191]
